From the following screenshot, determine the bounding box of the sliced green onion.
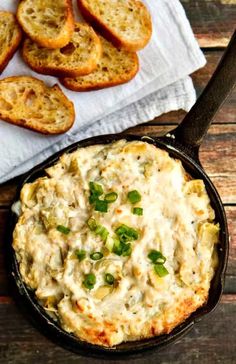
[95,224,109,242]
[154,264,169,277]
[122,243,132,257]
[56,225,70,235]
[132,207,143,216]
[127,190,141,204]
[148,250,166,264]
[104,192,118,203]
[115,224,139,243]
[95,200,108,213]
[83,273,96,289]
[87,218,97,231]
[89,182,103,196]
[87,219,109,242]
[89,194,98,204]
[112,240,132,257]
[90,251,103,260]
[105,273,115,285]
[112,240,123,256]
[105,236,115,252]
[75,249,86,262]
[89,181,103,205]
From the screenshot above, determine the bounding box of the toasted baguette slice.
[22,23,102,77]
[17,0,74,49]
[61,37,139,91]
[77,0,152,52]
[0,12,22,73]
[0,76,75,134]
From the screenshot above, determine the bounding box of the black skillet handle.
[168,30,236,159]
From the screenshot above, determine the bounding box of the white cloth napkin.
[0,0,206,183]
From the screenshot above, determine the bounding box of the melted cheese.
[13,140,219,347]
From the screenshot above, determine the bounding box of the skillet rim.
[6,133,229,357]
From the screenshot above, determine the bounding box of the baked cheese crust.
[13,140,219,347]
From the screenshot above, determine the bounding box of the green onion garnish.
[89,181,103,196]
[75,249,86,262]
[105,273,115,285]
[89,194,98,204]
[115,224,139,243]
[112,240,123,256]
[112,240,132,257]
[83,273,96,289]
[87,217,97,231]
[105,236,115,252]
[122,243,132,257]
[95,224,109,242]
[90,252,103,260]
[89,181,103,205]
[148,250,166,264]
[104,192,118,203]
[95,200,108,213]
[56,225,70,235]
[127,190,141,204]
[87,219,109,242]
[132,207,143,216]
[154,264,169,277]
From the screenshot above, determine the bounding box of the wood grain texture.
[181,0,236,47]
[0,296,235,363]
[192,52,236,124]
[0,1,236,362]
[151,52,236,125]
[0,181,17,207]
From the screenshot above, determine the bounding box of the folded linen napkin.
[0,0,206,183]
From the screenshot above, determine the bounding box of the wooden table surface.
[0,1,236,363]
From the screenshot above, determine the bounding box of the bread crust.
[61,37,139,91]
[0,12,22,73]
[61,54,139,91]
[22,23,102,77]
[17,0,75,49]
[0,76,75,134]
[77,0,152,52]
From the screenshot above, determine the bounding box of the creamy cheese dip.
[13,140,219,347]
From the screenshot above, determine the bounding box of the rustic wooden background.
[0,1,235,363]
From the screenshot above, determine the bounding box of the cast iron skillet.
[7,31,236,357]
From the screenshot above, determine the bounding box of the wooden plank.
[191,52,236,124]
[152,52,236,124]
[0,204,235,296]
[0,210,9,296]
[0,181,17,207]
[225,206,236,278]
[181,0,236,47]
[0,295,235,363]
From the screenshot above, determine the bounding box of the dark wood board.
[181,0,236,47]
[0,1,236,362]
[0,296,235,364]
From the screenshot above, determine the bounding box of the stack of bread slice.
[0,0,152,134]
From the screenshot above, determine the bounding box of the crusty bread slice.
[0,76,75,134]
[22,23,102,77]
[17,0,74,49]
[0,12,22,73]
[61,37,139,91]
[77,0,152,52]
